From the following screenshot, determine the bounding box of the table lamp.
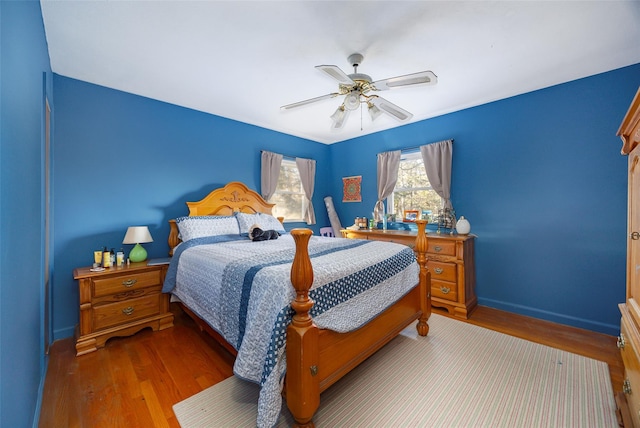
[122,226,153,263]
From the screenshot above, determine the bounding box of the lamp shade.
[344,91,361,111]
[330,106,349,129]
[122,226,153,244]
[368,103,382,121]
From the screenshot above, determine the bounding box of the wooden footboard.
[286,220,431,427]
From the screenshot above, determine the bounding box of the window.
[387,151,442,222]
[270,159,305,222]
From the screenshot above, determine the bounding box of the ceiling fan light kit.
[368,102,383,121]
[344,91,361,111]
[281,53,437,130]
[330,106,349,129]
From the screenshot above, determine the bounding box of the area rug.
[173,314,618,427]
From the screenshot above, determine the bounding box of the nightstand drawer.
[428,261,456,282]
[93,294,161,331]
[427,241,456,257]
[432,280,458,302]
[93,270,162,298]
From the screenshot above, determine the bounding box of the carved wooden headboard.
[168,181,280,254]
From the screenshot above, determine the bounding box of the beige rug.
[173,314,618,427]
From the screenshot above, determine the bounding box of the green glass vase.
[128,243,147,263]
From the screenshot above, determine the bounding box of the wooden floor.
[39,303,624,427]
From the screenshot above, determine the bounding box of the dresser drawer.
[428,261,457,282]
[366,235,397,244]
[93,270,162,298]
[93,294,161,331]
[427,240,456,257]
[432,280,458,302]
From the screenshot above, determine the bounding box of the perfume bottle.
[116,249,124,267]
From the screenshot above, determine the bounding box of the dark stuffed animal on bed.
[249,223,280,241]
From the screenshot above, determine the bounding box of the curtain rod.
[400,139,454,153]
[261,150,295,161]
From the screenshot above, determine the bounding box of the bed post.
[414,219,431,336]
[287,228,319,428]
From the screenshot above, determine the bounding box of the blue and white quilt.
[163,234,419,427]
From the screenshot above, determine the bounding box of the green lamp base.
[128,243,148,263]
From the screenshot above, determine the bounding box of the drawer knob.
[617,333,626,349]
[122,306,135,316]
[434,246,442,252]
[631,232,640,240]
[434,268,444,274]
[122,279,137,288]
[440,286,451,294]
[624,379,632,395]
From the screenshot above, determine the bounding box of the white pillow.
[175,216,240,241]
[235,212,285,236]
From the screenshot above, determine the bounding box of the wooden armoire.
[618,87,640,427]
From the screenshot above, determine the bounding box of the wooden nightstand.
[73,262,174,356]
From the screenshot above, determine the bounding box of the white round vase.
[456,216,471,235]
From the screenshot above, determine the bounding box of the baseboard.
[478,297,619,336]
[53,325,75,341]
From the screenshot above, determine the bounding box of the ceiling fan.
[281,53,437,129]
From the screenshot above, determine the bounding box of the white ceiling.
[40,1,640,145]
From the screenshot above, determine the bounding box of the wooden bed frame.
[167,181,431,427]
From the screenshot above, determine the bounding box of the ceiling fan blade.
[315,65,356,86]
[372,71,437,91]
[369,96,413,122]
[281,93,340,110]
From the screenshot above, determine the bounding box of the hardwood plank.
[39,303,623,427]
[107,340,154,427]
[140,379,171,428]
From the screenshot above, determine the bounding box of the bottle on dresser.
[102,247,111,268]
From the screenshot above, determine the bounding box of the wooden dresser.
[618,87,640,427]
[342,228,476,318]
[74,262,174,355]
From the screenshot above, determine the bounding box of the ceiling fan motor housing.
[347,53,372,87]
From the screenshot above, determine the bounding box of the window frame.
[386,150,443,221]
[270,158,305,223]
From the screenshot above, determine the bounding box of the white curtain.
[374,150,401,221]
[260,150,283,201]
[420,139,453,210]
[296,157,316,224]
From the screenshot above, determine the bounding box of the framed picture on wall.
[403,210,419,222]
[342,176,362,202]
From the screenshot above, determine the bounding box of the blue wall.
[0,1,53,427]
[329,64,640,335]
[52,76,329,339]
[52,65,640,340]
